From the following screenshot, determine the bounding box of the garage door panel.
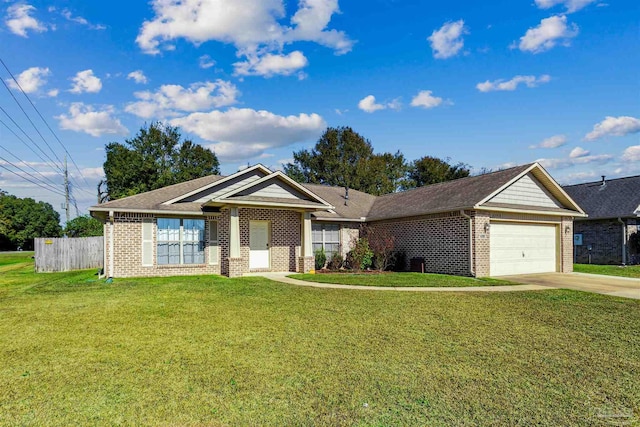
[490,222,557,276]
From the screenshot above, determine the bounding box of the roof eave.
[89,207,219,216]
[475,205,588,217]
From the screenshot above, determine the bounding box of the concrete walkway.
[501,272,640,300]
[260,272,552,293]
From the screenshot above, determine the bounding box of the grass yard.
[1,252,639,426]
[289,272,518,287]
[575,263,640,279]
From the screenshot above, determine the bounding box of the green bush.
[314,248,327,270]
[348,238,373,271]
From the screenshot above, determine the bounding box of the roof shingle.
[563,175,640,220]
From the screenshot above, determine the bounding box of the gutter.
[460,210,475,276]
[618,217,627,265]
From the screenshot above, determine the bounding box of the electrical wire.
[0,141,60,188]
[0,159,66,197]
[0,57,92,189]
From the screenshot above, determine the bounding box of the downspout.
[109,210,114,278]
[618,217,627,265]
[460,210,475,276]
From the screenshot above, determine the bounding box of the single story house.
[563,175,640,265]
[89,162,585,278]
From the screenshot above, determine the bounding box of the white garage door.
[490,222,557,276]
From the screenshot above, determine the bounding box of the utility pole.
[64,155,70,225]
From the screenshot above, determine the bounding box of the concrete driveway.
[501,272,640,300]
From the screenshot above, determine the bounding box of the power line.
[0,141,60,188]
[0,106,63,173]
[0,76,64,171]
[0,157,66,197]
[0,57,91,189]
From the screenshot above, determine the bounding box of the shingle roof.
[563,175,640,220]
[91,174,226,211]
[301,183,377,220]
[367,164,533,221]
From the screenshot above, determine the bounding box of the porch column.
[230,207,240,258]
[302,212,313,257]
[298,212,314,273]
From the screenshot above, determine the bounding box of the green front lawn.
[575,263,640,279]
[1,252,639,426]
[290,272,518,287]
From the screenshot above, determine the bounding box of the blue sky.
[1,0,638,221]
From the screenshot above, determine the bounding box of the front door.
[249,221,270,269]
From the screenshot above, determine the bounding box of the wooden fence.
[34,236,104,273]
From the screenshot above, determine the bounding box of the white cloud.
[476,74,551,92]
[428,20,467,59]
[170,107,326,160]
[530,134,567,149]
[5,4,47,37]
[234,51,308,77]
[410,90,444,109]
[358,95,385,113]
[536,153,613,169]
[516,15,579,53]
[56,103,128,137]
[125,80,240,119]
[135,0,353,76]
[61,9,106,30]
[569,146,589,158]
[621,145,640,162]
[357,95,401,113]
[47,88,59,97]
[7,66,50,93]
[199,55,216,69]
[585,116,640,141]
[70,69,102,94]
[127,70,148,84]
[534,0,596,13]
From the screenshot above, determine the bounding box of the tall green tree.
[0,192,62,250]
[284,127,407,195]
[403,156,471,189]
[104,123,220,200]
[64,215,103,237]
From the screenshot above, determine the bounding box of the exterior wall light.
[484,223,490,233]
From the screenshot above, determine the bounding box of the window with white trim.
[312,223,340,258]
[157,218,205,265]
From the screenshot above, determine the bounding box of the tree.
[104,122,220,200]
[64,215,103,237]
[403,156,471,189]
[0,192,62,250]
[284,126,407,195]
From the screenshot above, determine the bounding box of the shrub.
[349,237,373,271]
[392,251,407,271]
[314,248,327,270]
[327,252,343,270]
[365,226,396,271]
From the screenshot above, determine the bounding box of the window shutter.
[142,219,153,266]
[209,220,219,265]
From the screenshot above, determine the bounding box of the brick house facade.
[91,163,585,278]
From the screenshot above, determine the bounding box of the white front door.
[490,222,558,276]
[249,221,270,269]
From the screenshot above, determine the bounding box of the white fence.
[34,236,103,272]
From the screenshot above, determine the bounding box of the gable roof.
[563,175,640,220]
[367,163,584,221]
[90,162,584,221]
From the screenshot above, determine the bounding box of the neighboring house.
[563,175,640,265]
[89,162,585,278]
